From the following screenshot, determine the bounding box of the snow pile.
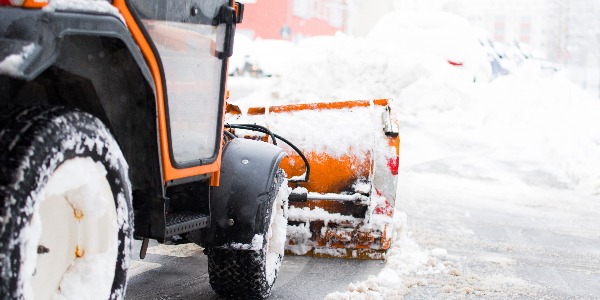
[285,223,312,255]
[233,28,600,196]
[238,33,440,104]
[251,39,298,77]
[397,65,600,195]
[266,174,290,285]
[229,9,600,298]
[0,43,35,76]
[324,213,449,299]
[369,11,491,81]
[43,0,125,24]
[225,234,264,251]
[53,252,116,300]
[145,243,202,258]
[44,159,113,220]
[229,37,298,77]
[228,105,380,159]
[288,207,359,226]
[235,12,491,106]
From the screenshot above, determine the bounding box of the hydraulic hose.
[225,123,310,183]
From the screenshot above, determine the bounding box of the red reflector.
[373,190,394,216]
[0,0,13,5]
[387,157,399,175]
[448,60,464,66]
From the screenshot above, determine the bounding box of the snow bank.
[43,0,125,24]
[318,60,598,298]
[369,11,491,81]
[232,21,600,196]
[0,43,35,76]
[230,9,600,298]
[236,33,442,105]
[397,64,600,195]
[266,174,290,285]
[324,213,447,299]
[229,37,298,77]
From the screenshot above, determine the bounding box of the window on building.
[520,17,531,43]
[327,0,344,28]
[494,17,505,42]
[293,0,312,19]
[313,0,324,19]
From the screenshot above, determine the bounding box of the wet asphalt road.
[125,240,384,300]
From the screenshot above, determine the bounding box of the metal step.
[164,212,210,238]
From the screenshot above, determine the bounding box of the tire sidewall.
[260,170,287,285]
[255,169,288,293]
[0,107,133,300]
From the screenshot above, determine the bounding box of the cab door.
[127,0,234,183]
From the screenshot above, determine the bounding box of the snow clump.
[43,0,125,24]
[0,43,35,76]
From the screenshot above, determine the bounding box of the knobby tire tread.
[205,169,286,299]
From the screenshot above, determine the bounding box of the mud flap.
[205,138,285,248]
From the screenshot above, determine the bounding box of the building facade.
[441,0,555,59]
[237,0,347,42]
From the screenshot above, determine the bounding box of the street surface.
[126,240,384,300]
[399,172,600,299]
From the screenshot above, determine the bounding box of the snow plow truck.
[0,0,399,299]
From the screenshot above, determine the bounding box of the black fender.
[0,7,153,85]
[0,7,163,198]
[205,138,285,248]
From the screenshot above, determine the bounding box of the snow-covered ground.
[228,12,600,299]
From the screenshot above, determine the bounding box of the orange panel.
[22,0,47,8]
[282,152,370,194]
[248,99,390,115]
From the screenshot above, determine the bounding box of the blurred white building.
[344,0,598,95]
[442,0,555,59]
[347,0,556,58]
[345,0,394,37]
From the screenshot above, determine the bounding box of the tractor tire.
[0,106,133,300]
[206,169,289,299]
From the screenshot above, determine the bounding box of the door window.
[129,0,228,166]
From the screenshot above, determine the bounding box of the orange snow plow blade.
[226,99,399,259]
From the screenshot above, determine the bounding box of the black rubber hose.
[225,123,310,183]
[223,130,236,140]
[225,124,277,145]
[272,133,310,183]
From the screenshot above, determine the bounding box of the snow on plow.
[226,99,399,259]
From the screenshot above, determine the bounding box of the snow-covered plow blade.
[226,99,399,259]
